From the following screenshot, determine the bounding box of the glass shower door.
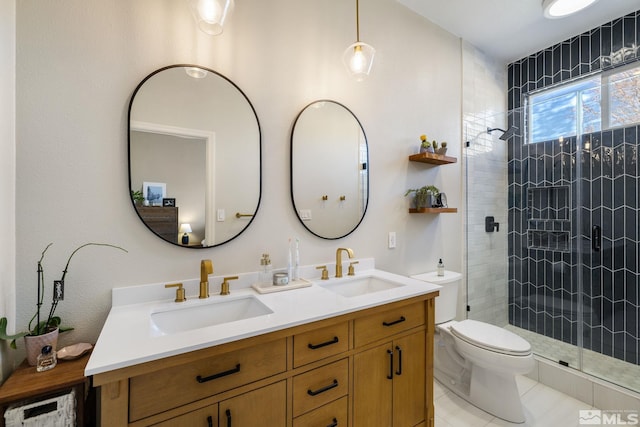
[465,68,640,395]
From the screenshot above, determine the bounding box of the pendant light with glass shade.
[342,0,376,81]
[187,0,234,35]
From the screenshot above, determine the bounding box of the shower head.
[487,126,518,141]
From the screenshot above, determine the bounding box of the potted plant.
[131,190,144,206]
[405,185,440,209]
[419,135,434,153]
[0,242,127,365]
[436,141,448,155]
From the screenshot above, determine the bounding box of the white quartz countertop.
[85,260,441,376]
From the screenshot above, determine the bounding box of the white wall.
[14,0,464,353]
[0,0,16,381]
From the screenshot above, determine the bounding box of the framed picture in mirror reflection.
[143,182,166,206]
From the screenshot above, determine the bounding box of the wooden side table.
[0,352,92,426]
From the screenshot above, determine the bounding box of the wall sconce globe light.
[188,0,234,35]
[343,0,375,81]
[542,0,598,19]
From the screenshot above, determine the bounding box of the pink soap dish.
[56,342,93,360]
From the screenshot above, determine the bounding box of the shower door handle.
[592,225,601,252]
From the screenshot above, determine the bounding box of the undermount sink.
[320,275,405,297]
[151,296,273,335]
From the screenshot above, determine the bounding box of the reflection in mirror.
[129,65,261,248]
[291,100,369,239]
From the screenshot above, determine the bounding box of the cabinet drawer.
[354,302,424,347]
[293,322,349,367]
[293,359,348,417]
[151,404,218,426]
[130,338,286,422]
[293,396,347,427]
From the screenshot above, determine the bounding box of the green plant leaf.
[0,317,28,349]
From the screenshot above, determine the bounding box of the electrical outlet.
[388,231,396,249]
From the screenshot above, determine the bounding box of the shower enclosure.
[464,76,640,394]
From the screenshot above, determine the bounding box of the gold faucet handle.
[220,276,239,295]
[165,283,186,303]
[316,265,329,280]
[348,261,359,276]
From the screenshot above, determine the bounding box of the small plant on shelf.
[419,135,434,153]
[131,190,144,206]
[436,141,448,155]
[405,185,440,209]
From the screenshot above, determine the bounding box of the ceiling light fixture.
[342,0,375,81]
[185,67,208,79]
[542,0,598,19]
[188,0,234,35]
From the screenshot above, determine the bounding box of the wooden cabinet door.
[353,343,393,427]
[219,381,286,427]
[392,331,425,427]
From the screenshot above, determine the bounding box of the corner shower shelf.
[408,152,457,165]
[409,208,458,213]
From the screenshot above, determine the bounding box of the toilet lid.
[450,320,531,356]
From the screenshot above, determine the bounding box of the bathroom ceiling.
[397,0,639,64]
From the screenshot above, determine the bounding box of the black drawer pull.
[196,364,241,383]
[395,346,403,375]
[226,409,232,427]
[387,349,394,379]
[382,316,406,327]
[308,336,339,350]
[327,417,338,427]
[207,415,213,427]
[307,379,339,396]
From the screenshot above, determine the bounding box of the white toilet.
[411,271,534,424]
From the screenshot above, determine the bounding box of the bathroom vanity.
[87,262,440,426]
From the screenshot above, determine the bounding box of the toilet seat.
[450,320,531,356]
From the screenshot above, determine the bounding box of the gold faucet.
[335,248,354,278]
[220,276,238,295]
[200,259,213,299]
[348,261,359,276]
[165,283,186,303]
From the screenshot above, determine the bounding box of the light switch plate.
[388,232,396,249]
[217,209,225,221]
[299,209,312,220]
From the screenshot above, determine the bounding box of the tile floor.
[434,375,595,427]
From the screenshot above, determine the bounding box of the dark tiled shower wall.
[507,10,640,366]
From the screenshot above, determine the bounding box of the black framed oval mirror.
[290,100,369,239]
[128,65,261,248]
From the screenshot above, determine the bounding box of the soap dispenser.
[437,258,445,276]
[260,253,272,284]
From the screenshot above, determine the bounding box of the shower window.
[607,66,640,128]
[527,62,640,144]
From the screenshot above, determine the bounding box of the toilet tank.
[410,271,462,324]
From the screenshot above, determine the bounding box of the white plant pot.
[24,327,59,366]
